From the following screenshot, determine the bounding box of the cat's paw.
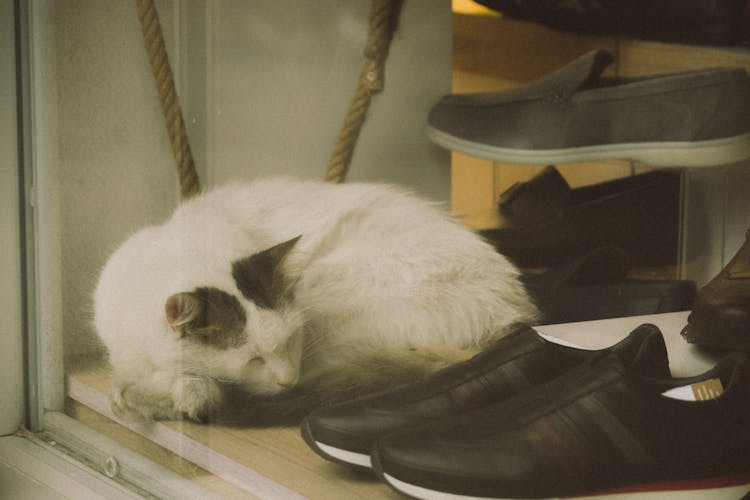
[171,376,222,422]
[109,383,181,422]
[109,384,147,421]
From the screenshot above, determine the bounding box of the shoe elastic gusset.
[427,50,750,167]
[300,323,669,469]
[373,352,750,499]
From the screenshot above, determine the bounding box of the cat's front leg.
[171,375,222,422]
[109,375,220,422]
[109,380,181,421]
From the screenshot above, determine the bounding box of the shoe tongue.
[595,323,669,378]
[498,165,570,227]
[625,326,671,378]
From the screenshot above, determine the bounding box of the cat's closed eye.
[246,357,265,368]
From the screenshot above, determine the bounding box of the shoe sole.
[427,127,750,168]
[376,464,750,499]
[299,418,372,469]
[381,474,750,500]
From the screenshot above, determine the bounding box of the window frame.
[0,0,24,438]
[3,1,226,496]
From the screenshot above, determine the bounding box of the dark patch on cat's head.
[165,287,247,349]
[231,236,301,309]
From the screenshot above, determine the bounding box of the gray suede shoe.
[428,50,750,167]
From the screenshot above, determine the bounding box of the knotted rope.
[325,0,405,183]
[135,0,201,199]
[136,0,404,192]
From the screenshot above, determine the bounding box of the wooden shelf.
[66,359,400,499]
[65,311,732,498]
[450,12,750,227]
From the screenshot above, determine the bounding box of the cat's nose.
[274,365,298,388]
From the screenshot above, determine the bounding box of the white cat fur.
[94,177,538,421]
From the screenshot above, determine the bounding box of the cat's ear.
[231,235,302,309]
[165,288,247,346]
[165,292,206,337]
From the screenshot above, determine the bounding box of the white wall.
[184,1,452,194]
[682,165,750,285]
[56,0,181,359]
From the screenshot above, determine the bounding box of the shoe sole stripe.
[578,395,655,469]
[499,361,533,391]
[300,419,373,469]
[382,470,750,500]
[530,415,594,478]
[427,127,750,168]
[382,472,489,500]
[313,441,372,468]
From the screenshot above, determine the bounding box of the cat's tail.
[211,345,476,426]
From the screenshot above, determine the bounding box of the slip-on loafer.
[373,351,750,499]
[525,246,697,324]
[300,323,669,469]
[481,166,682,268]
[683,226,750,352]
[428,50,750,167]
[474,0,750,46]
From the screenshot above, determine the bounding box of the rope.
[135,0,201,199]
[325,0,406,184]
[136,0,403,191]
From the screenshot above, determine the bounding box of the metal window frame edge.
[42,412,223,500]
[1,413,221,500]
[0,432,141,500]
[0,0,24,437]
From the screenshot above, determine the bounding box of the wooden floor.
[67,359,401,499]
[66,312,740,499]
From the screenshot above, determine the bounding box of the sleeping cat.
[94,176,538,422]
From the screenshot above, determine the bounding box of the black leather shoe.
[373,351,750,499]
[481,166,682,268]
[525,246,697,324]
[300,323,669,468]
[475,0,750,46]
